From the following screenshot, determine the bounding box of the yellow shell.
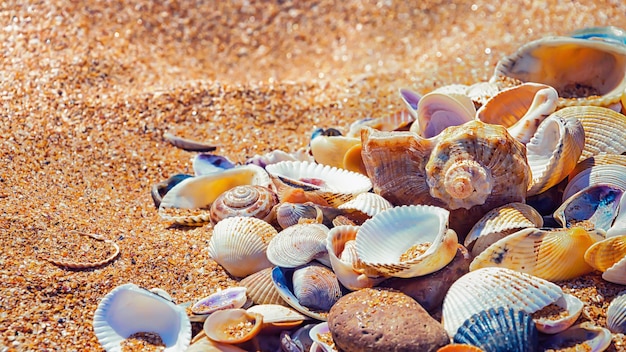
[202,309,263,344]
[310,135,360,169]
[584,235,626,272]
[469,227,599,282]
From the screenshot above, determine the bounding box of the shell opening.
[437,159,493,209]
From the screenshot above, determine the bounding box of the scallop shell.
[569,154,626,182]
[271,266,332,321]
[563,164,626,201]
[607,290,626,333]
[337,192,393,217]
[207,216,278,278]
[584,235,626,272]
[410,91,476,138]
[239,268,288,306]
[275,202,324,229]
[266,223,329,268]
[463,202,543,256]
[541,322,612,352]
[192,153,235,176]
[191,287,248,315]
[492,36,626,108]
[245,147,315,169]
[355,205,459,278]
[209,185,279,224]
[532,293,584,334]
[452,307,538,351]
[202,308,263,344]
[526,112,585,196]
[292,263,343,311]
[93,283,191,352]
[602,256,626,285]
[554,184,623,231]
[441,267,564,337]
[469,227,597,282]
[265,160,372,207]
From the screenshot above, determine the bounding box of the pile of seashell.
[94,26,626,351]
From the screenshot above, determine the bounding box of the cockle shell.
[202,309,263,344]
[441,267,565,337]
[563,164,626,201]
[265,160,372,207]
[239,268,288,306]
[209,185,279,224]
[526,111,585,196]
[337,192,393,217]
[355,205,459,278]
[569,154,626,182]
[607,290,626,334]
[492,36,626,108]
[93,283,191,352]
[554,184,623,231]
[469,227,598,281]
[266,223,329,268]
[410,91,476,138]
[584,235,626,284]
[208,216,278,278]
[245,147,315,169]
[275,202,324,229]
[292,263,343,311]
[191,287,248,316]
[541,322,612,352]
[532,293,584,334]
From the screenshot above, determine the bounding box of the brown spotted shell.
[210,185,279,225]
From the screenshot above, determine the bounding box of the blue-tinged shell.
[310,127,342,142]
[570,26,626,46]
[453,307,538,352]
[554,184,623,231]
[192,153,235,176]
[150,174,193,208]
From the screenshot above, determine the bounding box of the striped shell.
[584,235,626,284]
[275,202,324,229]
[568,154,626,182]
[607,291,626,334]
[209,185,279,224]
[266,223,329,268]
[239,268,288,306]
[337,192,393,217]
[563,164,626,201]
[271,266,333,321]
[207,216,278,278]
[292,264,343,311]
[347,109,416,138]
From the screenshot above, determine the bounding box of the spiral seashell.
[554,184,623,231]
[584,235,626,279]
[607,290,626,334]
[410,91,476,138]
[526,112,585,196]
[266,223,329,268]
[464,202,543,256]
[492,36,626,108]
[209,185,279,225]
[207,216,278,278]
[337,192,393,217]
[541,322,612,352]
[202,309,263,344]
[469,227,598,282]
[292,263,343,311]
[239,268,288,306]
[355,205,459,278]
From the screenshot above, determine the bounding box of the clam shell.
[192,154,235,176]
[150,174,192,209]
[469,227,597,281]
[246,304,307,330]
[239,267,287,306]
[265,160,372,207]
[93,283,191,352]
[355,205,459,278]
[202,308,263,344]
[190,287,248,315]
[568,154,626,182]
[492,36,626,108]
[410,91,476,138]
[532,293,584,334]
[570,26,626,45]
[563,164,626,201]
[607,290,626,333]
[209,185,279,225]
[245,147,315,169]
[464,202,543,256]
[441,267,564,337]
[526,112,585,196]
[602,256,626,285]
[266,223,329,268]
[292,263,343,312]
[452,307,538,351]
[554,184,623,231]
[275,202,324,229]
[337,192,393,217]
[271,266,332,321]
[541,322,612,352]
[584,235,626,272]
[207,216,278,278]
[308,322,336,352]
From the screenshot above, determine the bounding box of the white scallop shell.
[246,147,315,169]
[355,205,459,278]
[207,216,278,278]
[337,192,393,217]
[266,223,329,268]
[563,164,626,201]
[607,291,626,334]
[93,283,191,352]
[441,267,564,337]
[239,268,288,306]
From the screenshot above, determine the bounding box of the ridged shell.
[346,109,416,138]
[355,205,459,278]
[192,154,235,176]
[337,192,393,217]
[271,266,331,321]
[275,202,323,229]
[464,202,543,256]
[541,322,612,352]
[190,287,248,315]
[209,185,279,225]
[239,268,288,306]
[469,227,597,281]
[93,283,191,352]
[207,216,278,278]
[532,293,584,334]
[453,307,538,351]
[554,184,623,231]
[563,164,626,201]
[476,82,558,144]
[292,264,343,311]
[266,223,329,268]
[441,267,564,337]
[602,256,626,285]
[607,291,626,333]
[584,235,626,272]
[492,36,626,108]
[466,81,502,107]
[202,309,263,344]
[569,154,626,182]
[245,147,315,169]
[410,91,476,138]
[526,112,585,196]
[265,160,372,207]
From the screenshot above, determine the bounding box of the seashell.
[280,324,316,352]
[163,131,218,152]
[93,283,191,352]
[265,160,372,207]
[246,304,307,330]
[266,223,329,268]
[341,143,367,176]
[309,135,360,170]
[337,192,393,217]
[570,26,626,46]
[492,36,626,108]
[441,267,565,337]
[191,287,248,315]
[275,202,324,229]
[607,191,626,237]
[346,109,416,138]
[399,88,421,114]
[410,91,476,138]
[602,255,626,285]
[355,205,459,278]
[186,331,247,352]
[245,147,315,169]
[207,216,278,278]
[192,153,236,176]
[209,185,279,224]
[563,164,626,203]
[526,112,585,196]
[463,202,543,256]
[436,344,484,352]
[607,290,626,334]
[239,267,288,306]
[466,80,502,108]
[469,227,597,281]
[554,184,623,231]
[541,322,612,352]
[584,235,626,273]
[569,154,626,182]
[308,322,337,352]
[452,307,538,351]
[311,127,343,140]
[42,231,121,270]
[532,293,584,334]
[150,174,192,209]
[202,308,263,345]
[271,266,333,321]
[292,264,343,311]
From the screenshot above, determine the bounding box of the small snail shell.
[210,185,279,224]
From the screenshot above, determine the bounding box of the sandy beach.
[1,0,626,350]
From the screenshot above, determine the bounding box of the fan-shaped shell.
[492,36,626,108]
[602,256,626,285]
[191,287,248,315]
[208,216,278,278]
[464,202,543,256]
[469,227,597,281]
[607,290,626,334]
[266,223,329,268]
[569,154,626,182]
[337,192,393,217]
[410,91,476,138]
[93,283,191,352]
[239,268,288,306]
[355,205,459,278]
[275,202,323,229]
[292,263,343,312]
[526,112,585,196]
[554,184,623,231]
[441,267,564,337]
[245,147,315,169]
[563,164,626,201]
[202,309,263,344]
[210,185,279,224]
[541,322,612,352]
[584,235,626,272]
